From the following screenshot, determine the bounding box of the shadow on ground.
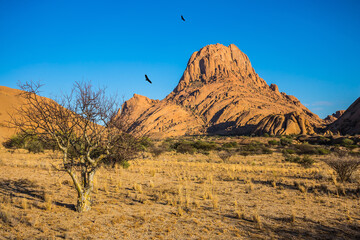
[0,178,75,211]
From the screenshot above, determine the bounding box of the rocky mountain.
[324,110,345,124]
[119,44,325,138]
[328,97,360,135]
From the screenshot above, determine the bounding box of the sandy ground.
[0,147,360,239]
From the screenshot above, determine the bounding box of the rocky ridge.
[119,44,326,137]
[328,98,360,135]
[324,110,345,124]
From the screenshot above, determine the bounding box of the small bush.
[119,160,130,169]
[25,140,44,153]
[238,143,272,156]
[175,142,195,154]
[2,132,54,153]
[284,154,314,168]
[150,146,166,158]
[218,150,235,162]
[317,148,331,155]
[323,156,360,182]
[282,148,296,154]
[222,141,238,149]
[280,138,293,146]
[268,140,279,146]
[294,144,317,155]
[138,137,154,151]
[192,140,217,151]
[341,138,354,147]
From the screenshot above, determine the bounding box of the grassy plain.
[0,137,360,239]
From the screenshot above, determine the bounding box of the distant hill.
[328,97,360,135]
[0,86,25,143]
[117,44,324,138]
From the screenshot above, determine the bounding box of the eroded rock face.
[118,44,324,138]
[254,112,315,136]
[328,98,360,135]
[324,110,345,123]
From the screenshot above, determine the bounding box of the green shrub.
[268,140,279,146]
[238,143,272,156]
[2,134,26,149]
[192,140,217,151]
[284,154,314,168]
[280,138,293,146]
[282,148,296,154]
[341,138,354,147]
[222,141,238,148]
[295,143,318,155]
[25,140,44,153]
[175,142,195,154]
[317,148,331,155]
[2,132,50,153]
[150,146,166,158]
[119,160,130,169]
[138,137,154,151]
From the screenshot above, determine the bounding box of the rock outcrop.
[328,98,360,135]
[117,44,324,138]
[324,110,345,123]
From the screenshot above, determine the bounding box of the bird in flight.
[145,74,152,84]
[181,15,185,21]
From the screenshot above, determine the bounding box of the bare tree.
[10,81,140,212]
[323,155,360,182]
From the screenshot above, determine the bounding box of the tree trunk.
[76,169,96,212]
[77,189,92,212]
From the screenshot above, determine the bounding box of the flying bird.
[145,74,152,84]
[181,15,185,21]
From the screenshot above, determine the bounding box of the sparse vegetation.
[323,156,360,182]
[1,135,360,239]
[9,81,141,212]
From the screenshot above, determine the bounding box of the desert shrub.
[282,148,296,154]
[25,140,44,153]
[119,160,130,169]
[280,138,293,146]
[169,140,217,154]
[323,156,360,182]
[294,144,331,155]
[222,141,238,149]
[138,137,154,151]
[238,143,272,156]
[2,132,49,153]
[192,140,217,151]
[284,154,314,168]
[218,150,235,162]
[268,140,279,146]
[263,133,270,137]
[341,138,354,147]
[317,148,331,155]
[2,134,26,149]
[318,136,331,145]
[150,145,167,158]
[174,141,195,154]
[295,143,318,155]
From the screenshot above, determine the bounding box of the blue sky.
[0,0,359,118]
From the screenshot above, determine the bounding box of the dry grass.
[0,146,360,239]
